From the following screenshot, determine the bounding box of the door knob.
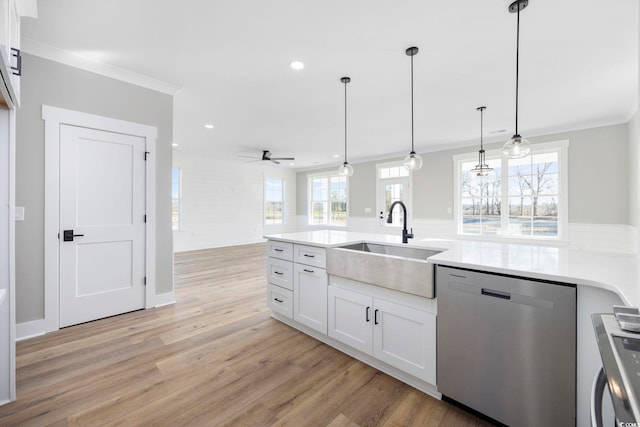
[63,230,84,242]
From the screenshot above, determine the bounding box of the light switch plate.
[15,206,24,221]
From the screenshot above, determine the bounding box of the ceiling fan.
[238,150,295,165]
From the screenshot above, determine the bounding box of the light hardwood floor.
[0,243,491,426]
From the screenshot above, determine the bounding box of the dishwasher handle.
[481,288,511,301]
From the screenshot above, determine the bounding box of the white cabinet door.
[373,298,436,384]
[328,286,373,354]
[293,263,327,334]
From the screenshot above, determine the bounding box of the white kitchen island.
[265,230,639,426]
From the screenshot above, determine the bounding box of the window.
[377,162,411,228]
[265,177,285,225]
[454,141,568,240]
[171,167,182,231]
[308,173,348,226]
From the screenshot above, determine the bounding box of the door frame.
[42,105,157,333]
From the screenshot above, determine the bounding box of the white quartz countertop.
[264,230,640,306]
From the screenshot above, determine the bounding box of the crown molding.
[21,38,181,95]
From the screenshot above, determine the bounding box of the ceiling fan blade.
[237,155,259,159]
[270,159,281,165]
[271,157,295,161]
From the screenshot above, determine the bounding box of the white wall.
[173,153,296,252]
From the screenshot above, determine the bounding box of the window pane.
[265,178,284,225]
[309,174,348,226]
[384,183,405,227]
[532,196,558,236]
[462,199,500,234]
[311,202,327,225]
[379,166,409,179]
[506,152,559,237]
[312,178,328,202]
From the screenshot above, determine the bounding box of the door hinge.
[57,232,60,240]
[144,151,150,161]
[144,277,147,285]
[144,214,147,223]
[11,48,21,76]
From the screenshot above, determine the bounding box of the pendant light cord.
[480,107,484,150]
[344,79,348,163]
[410,52,415,152]
[515,4,521,136]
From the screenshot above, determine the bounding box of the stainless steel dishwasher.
[436,265,576,427]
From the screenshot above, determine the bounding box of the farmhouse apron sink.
[326,242,441,298]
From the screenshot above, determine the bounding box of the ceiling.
[22,0,638,169]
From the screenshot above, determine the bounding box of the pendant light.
[470,106,494,177]
[502,0,531,159]
[403,46,423,171]
[338,76,354,177]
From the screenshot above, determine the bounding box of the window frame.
[307,171,349,227]
[264,177,285,227]
[453,140,569,243]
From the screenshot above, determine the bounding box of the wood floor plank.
[0,242,489,426]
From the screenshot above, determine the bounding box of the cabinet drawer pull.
[273,271,283,275]
[303,269,314,274]
[274,248,284,252]
[366,306,371,322]
[274,297,284,303]
[303,254,315,258]
[374,309,379,325]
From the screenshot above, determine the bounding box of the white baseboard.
[153,291,176,308]
[16,319,50,341]
[17,292,177,340]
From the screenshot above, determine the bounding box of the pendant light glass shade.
[338,162,354,177]
[404,152,423,171]
[404,46,422,171]
[503,0,531,159]
[470,106,494,178]
[338,76,354,177]
[502,134,530,158]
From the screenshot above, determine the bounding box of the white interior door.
[59,124,146,327]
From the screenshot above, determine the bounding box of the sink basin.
[326,242,442,298]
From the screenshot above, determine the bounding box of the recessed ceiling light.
[204,124,214,129]
[289,163,295,166]
[290,61,304,70]
[332,154,340,158]
[172,143,179,147]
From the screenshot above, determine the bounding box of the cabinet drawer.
[267,257,293,290]
[267,240,293,261]
[267,283,293,319]
[294,244,326,268]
